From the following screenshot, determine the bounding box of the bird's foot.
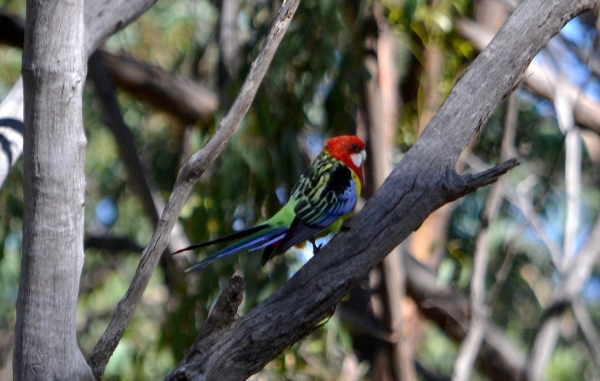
[310,240,323,255]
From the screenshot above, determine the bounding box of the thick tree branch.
[169,158,516,380]
[162,1,594,379]
[87,1,302,378]
[16,0,93,378]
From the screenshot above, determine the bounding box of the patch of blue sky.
[96,197,117,228]
[584,276,600,303]
[558,17,600,101]
[559,45,590,86]
[560,17,596,51]
[537,99,556,119]
[537,39,589,87]
[582,77,600,101]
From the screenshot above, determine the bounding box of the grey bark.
[12,0,161,379]
[14,0,93,379]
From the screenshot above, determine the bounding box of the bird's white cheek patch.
[351,151,365,168]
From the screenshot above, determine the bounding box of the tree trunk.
[14,0,93,379]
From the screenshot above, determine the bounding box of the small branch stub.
[164,276,246,381]
[446,158,520,202]
[198,275,246,341]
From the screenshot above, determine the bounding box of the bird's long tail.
[173,224,289,272]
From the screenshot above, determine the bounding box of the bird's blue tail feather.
[185,226,288,272]
[248,233,288,252]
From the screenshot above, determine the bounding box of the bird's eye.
[351,143,359,151]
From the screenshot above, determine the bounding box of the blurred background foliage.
[1,0,600,380]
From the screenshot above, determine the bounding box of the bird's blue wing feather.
[273,162,358,255]
[293,164,357,228]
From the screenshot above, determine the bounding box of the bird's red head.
[323,135,366,183]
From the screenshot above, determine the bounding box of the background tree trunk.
[14,0,94,379]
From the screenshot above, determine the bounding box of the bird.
[173,135,366,272]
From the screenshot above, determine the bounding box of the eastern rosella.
[174,135,366,272]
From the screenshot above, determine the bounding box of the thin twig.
[197,276,246,341]
[87,1,302,379]
[486,91,520,304]
[514,175,563,266]
[486,229,518,305]
[525,76,585,381]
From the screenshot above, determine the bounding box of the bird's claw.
[310,240,323,255]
